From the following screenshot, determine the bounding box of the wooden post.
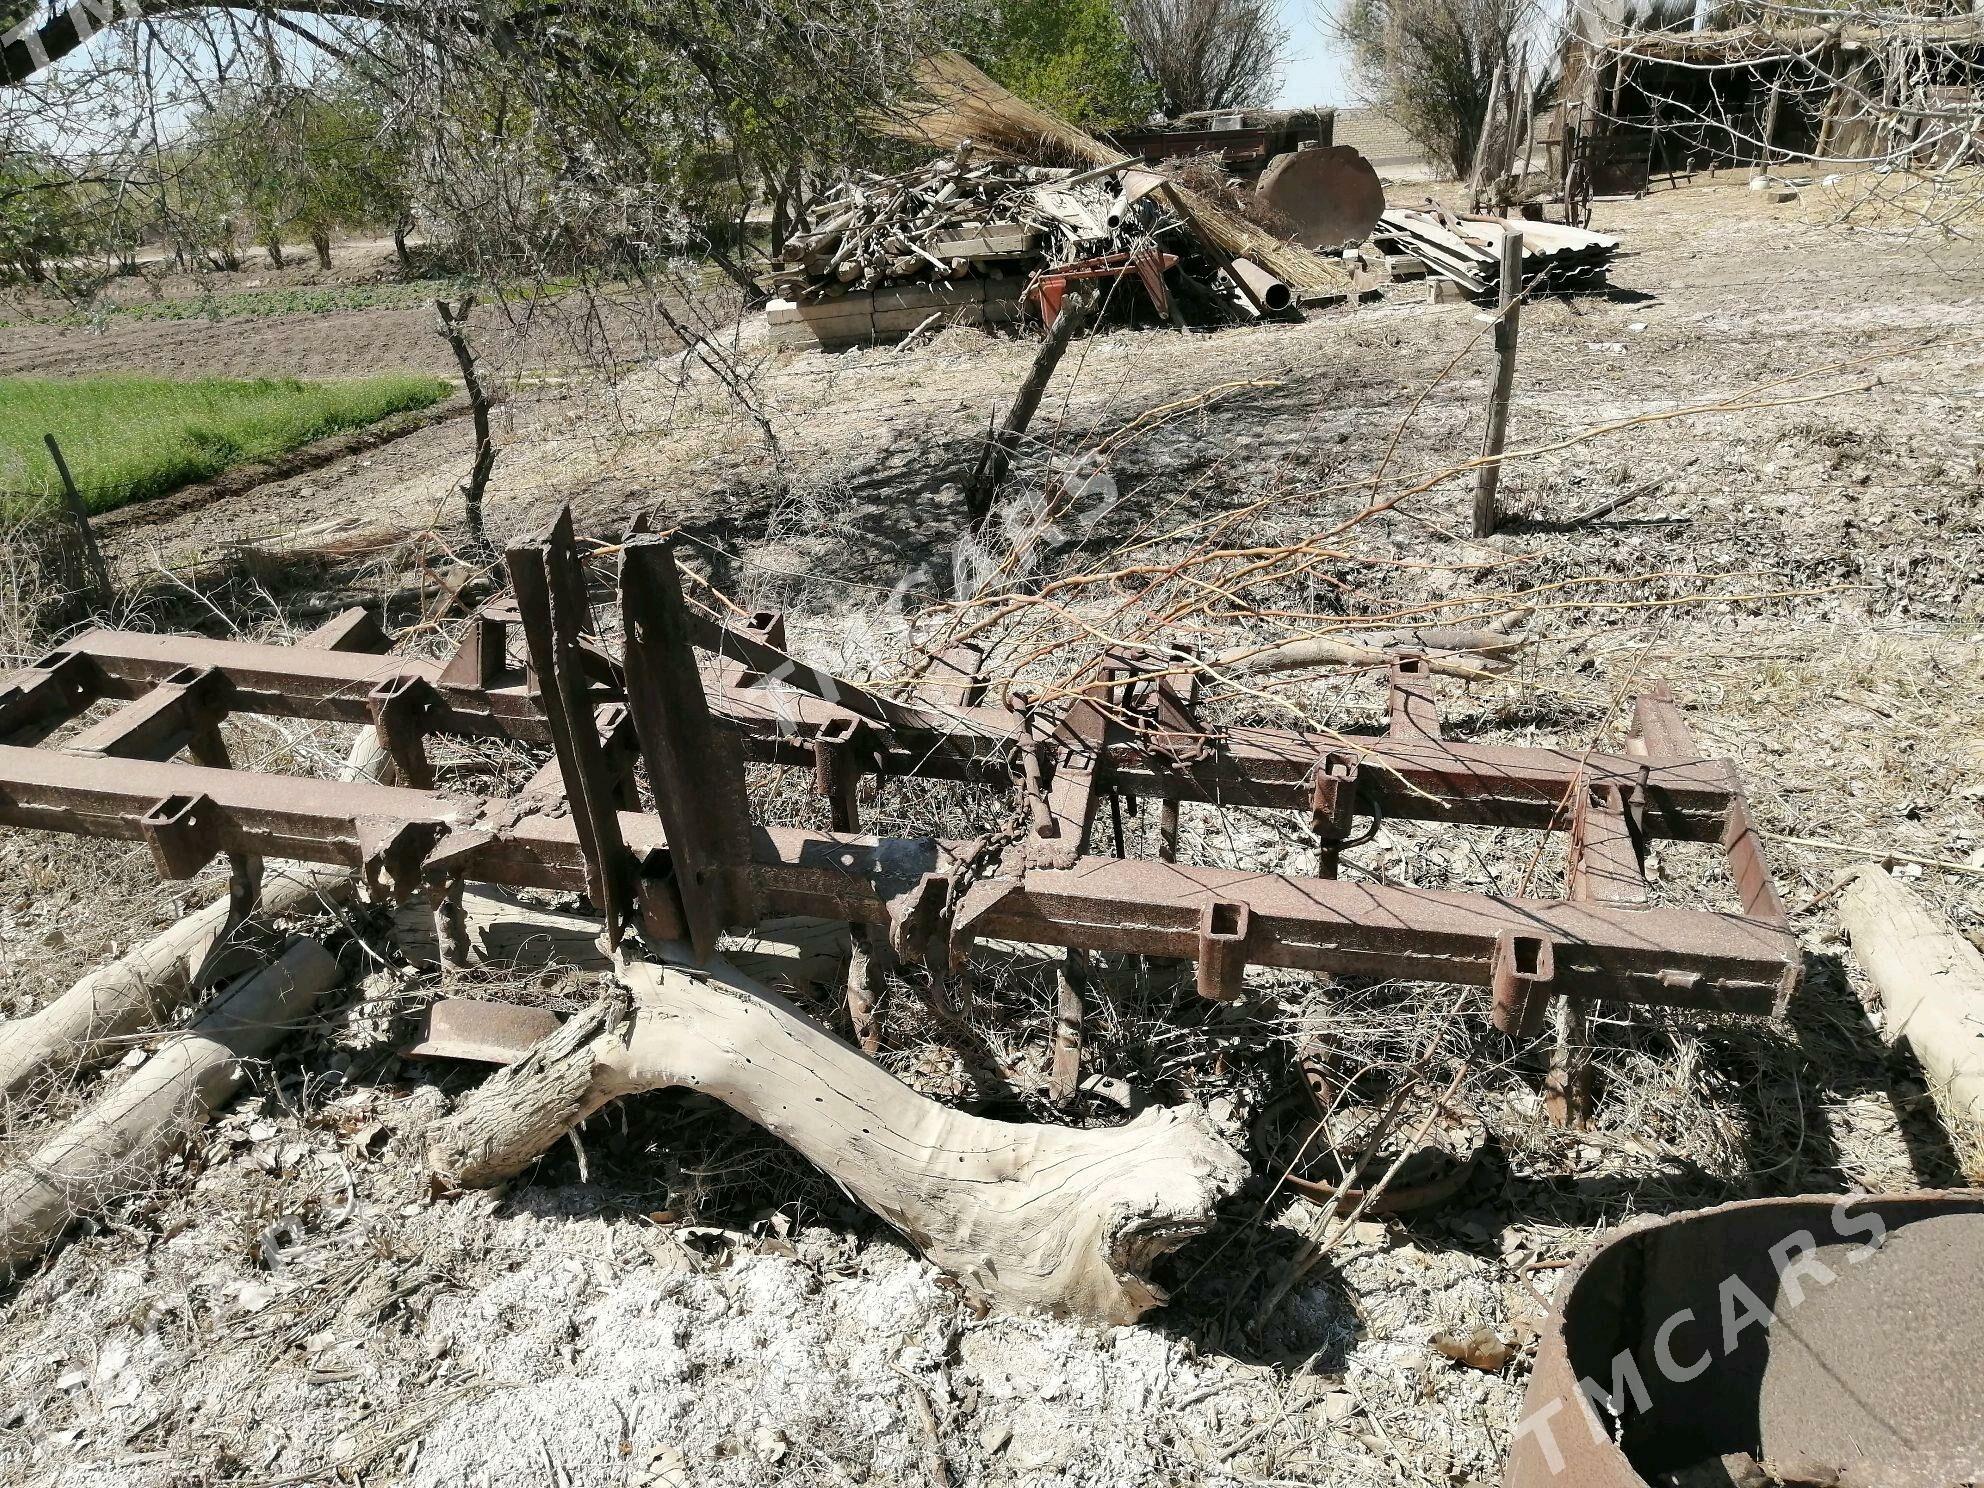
[964,286,1097,527]
[41,434,112,607]
[1761,75,1785,168]
[1473,230,1525,539]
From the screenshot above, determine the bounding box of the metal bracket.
[811,715,871,833]
[886,870,953,965]
[354,816,445,902]
[140,792,220,878]
[1490,931,1556,1038]
[1196,899,1252,1002]
[367,674,439,789]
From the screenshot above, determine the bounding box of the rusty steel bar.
[0,649,98,740]
[1386,654,1442,740]
[65,665,222,761]
[16,631,1746,842]
[301,607,392,655]
[510,512,636,949]
[1567,780,1649,909]
[0,747,1798,1018]
[620,534,758,959]
[0,519,1799,1040]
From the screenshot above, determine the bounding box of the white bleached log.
[0,937,342,1274]
[1841,866,1984,1128]
[426,957,1247,1324]
[0,730,389,1102]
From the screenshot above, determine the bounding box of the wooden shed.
[1559,15,1984,190]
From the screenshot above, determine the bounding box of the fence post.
[42,434,113,607]
[1473,229,1525,539]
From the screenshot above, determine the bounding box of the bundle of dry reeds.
[886,53,1352,298]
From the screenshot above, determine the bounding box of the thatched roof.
[1596,15,1983,64]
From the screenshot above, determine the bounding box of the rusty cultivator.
[0,511,1799,1098]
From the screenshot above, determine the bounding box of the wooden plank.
[927,224,1039,258]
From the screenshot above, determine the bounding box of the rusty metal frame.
[0,512,1801,1034]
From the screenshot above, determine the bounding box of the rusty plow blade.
[1506,1192,1984,1488]
[407,999,562,1066]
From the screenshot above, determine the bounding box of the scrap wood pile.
[762,154,1118,347]
[763,52,1358,349]
[767,153,1107,298]
[1375,206,1620,295]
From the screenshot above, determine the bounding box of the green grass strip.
[0,373,452,517]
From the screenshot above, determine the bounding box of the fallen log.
[0,730,389,1103]
[0,937,342,1275]
[426,956,1247,1324]
[1212,624,1526,679]
[1841,866,1984,1129]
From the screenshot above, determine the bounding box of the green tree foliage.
[982,0,1156,127]
[176,82,413,270]
[0,155,84,283]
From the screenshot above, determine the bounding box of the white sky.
[1274,0,1357,108]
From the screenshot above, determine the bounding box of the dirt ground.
[2,169,1982,1488]
[0,238,710,382]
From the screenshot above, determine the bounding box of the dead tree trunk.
[1,863,344,1102]
[1211,625,1522,680]
[426,957,1247,1324]
[0,730,388,1102]
[434,296,498,566]
[1842,866,1984,1130]
[0,938,342,1275]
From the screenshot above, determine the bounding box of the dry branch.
[427,956,1247,1323]
[1211,621,1525,678]
[0,937,342,1275]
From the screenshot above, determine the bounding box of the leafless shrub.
[1122,0,1290,116]
[1331,0,1544,178]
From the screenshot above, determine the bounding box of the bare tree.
[1122,0,1289,117]
[433,295,497,564]
[1331,0,1540,178]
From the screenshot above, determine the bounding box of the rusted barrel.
[1507,1192,1984,1488]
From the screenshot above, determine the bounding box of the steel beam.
[0,747,1796,1018]
[17,630,1745,842]
[620,535,758,958]
[509,511,635,948]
